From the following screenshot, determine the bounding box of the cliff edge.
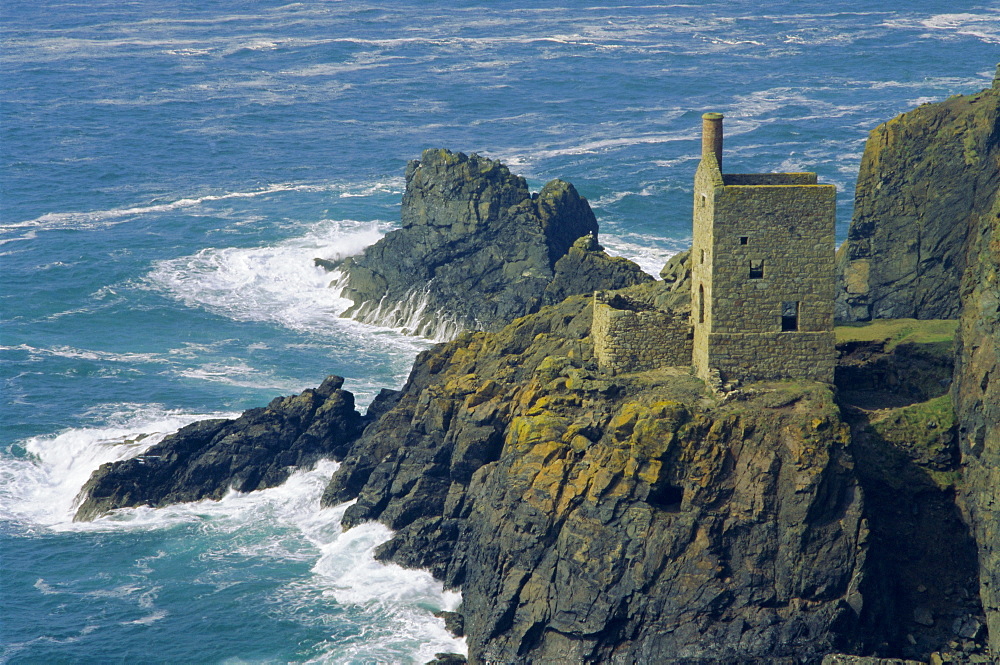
[836,69,1000,321]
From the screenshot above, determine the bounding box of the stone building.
[593,113,837,384]
[691,112,836,384]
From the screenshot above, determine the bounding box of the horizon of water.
[2,1,997,662]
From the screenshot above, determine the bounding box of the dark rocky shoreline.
[74,72,1000,664]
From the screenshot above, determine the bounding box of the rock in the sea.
[835,70,1000,321]
[334,148,649,339]
[74,376,365,521]
[323,285,875,663]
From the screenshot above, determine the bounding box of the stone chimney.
[702,112,724,169]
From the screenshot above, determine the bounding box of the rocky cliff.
[835,66,1000,657]
[835,70,1000,321]
[330,149,651,339]
[954,179,1000,654]
[322,286,881,663]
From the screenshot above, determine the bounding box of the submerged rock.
[835,72,1000,321]
[74,376,366,521]
[333,148,650,339]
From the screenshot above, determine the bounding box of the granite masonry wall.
[592,292,692,375]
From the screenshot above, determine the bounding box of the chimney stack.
[701,112,724,169]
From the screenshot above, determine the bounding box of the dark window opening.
[739,236,749,245]
[700,249,705,264]
[749,259,764,279]
[782,301,799,331]
[700,194,707,208]
[648,482,683,511]
[698,284,705,323]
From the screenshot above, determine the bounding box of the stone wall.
[706,331,836,384]
[592,292,692,375]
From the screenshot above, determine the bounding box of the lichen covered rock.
[954,171,1000,655]
[323,287,874,663]
[836,72,1000,321]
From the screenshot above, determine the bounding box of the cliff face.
[323,287,874,663]
[954,185,1000,654]
[836,73,1000,321]
[333,149,650,339]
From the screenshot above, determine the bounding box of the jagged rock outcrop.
[74,376,378,520]
[542,233,653,306]
[331,149,649,339]
[954,177,1000,654]
[323,286,876,663]
[836,70,1000,321]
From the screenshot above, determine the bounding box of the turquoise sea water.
[1,2,996,662]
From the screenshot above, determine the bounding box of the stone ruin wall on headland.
[592,291,692,375]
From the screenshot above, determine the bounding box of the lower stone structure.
[592,291,692,374]
[702,331,836,384]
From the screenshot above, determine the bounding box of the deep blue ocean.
[1,2,996,662]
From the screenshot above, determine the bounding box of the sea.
[1,1,996,662]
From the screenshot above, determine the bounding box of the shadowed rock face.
[836,74,1000,321]
[954,181,1000,654]
[322,287,874,664]
[73,376,379,521]
[332,148,650,339]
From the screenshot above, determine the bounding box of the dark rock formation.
[332,149,649,339]
[836,72,1000,321]
[74,376,366,520]
[542,233,653,306]
[954,168,1000,654]
[323,286,876,663]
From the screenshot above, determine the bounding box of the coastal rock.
[835,72,1000,321]
[542,233,653,306]
[323,286,875,663]
[953,164,1000,654]
[332,148,647,339]
[74,376,365,521]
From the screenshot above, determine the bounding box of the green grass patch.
[835,318,957,350]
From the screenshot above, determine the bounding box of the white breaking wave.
[2,410,466,662]
[148,218,454,348]
[148,219,381,333]
[600,232,689,277]
[0,404,237,528]
[883,12,1000,45]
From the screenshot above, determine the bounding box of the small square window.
[749,260,764,279]
[739,236,749,245]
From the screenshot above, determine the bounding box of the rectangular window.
[749,259,764,279]
[781,301,799,331]
[739,236,749,245]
